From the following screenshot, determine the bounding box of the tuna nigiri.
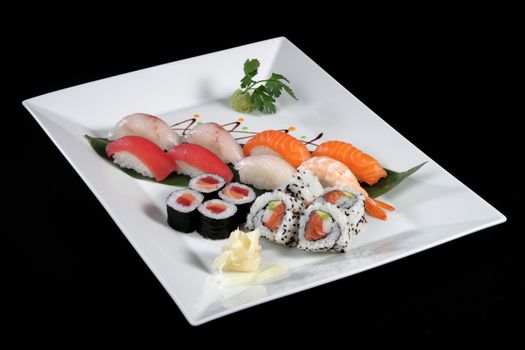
[235,154,297,190]
[243,130,311,168]
[313,141,386,185]
[299,156,394,220]
[167,143,233,183]
[108,113,181,151]
[106,136,176,181]
[185,122,244,165]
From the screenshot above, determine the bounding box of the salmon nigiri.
[243,130,311,168]
[313,141,386,185]
[299,156,394,220]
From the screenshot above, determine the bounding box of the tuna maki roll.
[218,182,256,224]
[166,189,204,233]
[197,199,238,239]
[188,173,226,200]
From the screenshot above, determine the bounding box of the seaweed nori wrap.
[197,199,238,239]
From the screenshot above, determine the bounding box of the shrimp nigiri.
[108,113,181,151]
[243,130,311,168]
[185,122,244,165]
[299,156,394,220]
[313,141,386,185]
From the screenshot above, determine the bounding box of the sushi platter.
[89,114,401,246]
[22,37,505,325]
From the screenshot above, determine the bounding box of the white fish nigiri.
[235,154,297,190]
[109,113,181,151]
[185,122,244,165]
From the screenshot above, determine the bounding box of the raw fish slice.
[106,136,176,181]
[243,130,311,168]
[235,154,296,190]
[304,210,332,241]
[108,113,181,150]
[313,140,386,185]
[262,201,285,231]
[224,185,249,200]
[185,122,244,165]
[167,143,233,183]
[195,176,221,190]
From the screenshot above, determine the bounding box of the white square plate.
[23,37,505,325]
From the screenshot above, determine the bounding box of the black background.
[6,3,521,341]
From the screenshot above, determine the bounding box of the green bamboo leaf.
[85,135,190,187]
[363,162,427,198]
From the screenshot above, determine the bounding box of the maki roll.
[297,200,362,253]
[188,173,226,200]
[320,186,361,209]
[218,182,256,224]
[246,191,302,246]
[280,170,323,204]
[320,186,366,235]
[197,199,238,239]
[166,189,204,233]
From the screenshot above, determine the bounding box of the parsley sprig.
[230,59,297,114]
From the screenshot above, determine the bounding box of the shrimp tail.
[374,199,395,211]
[365,197,387,220]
